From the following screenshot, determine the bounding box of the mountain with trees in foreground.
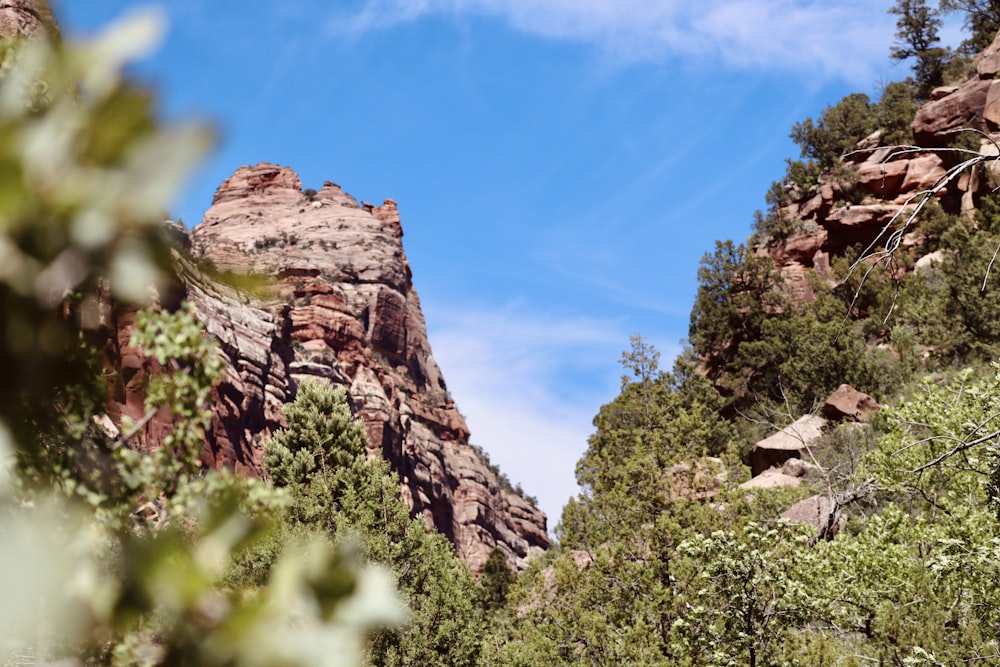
[3,0,1000,665]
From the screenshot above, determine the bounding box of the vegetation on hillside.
[6,1,1000,665]
[483,1,1000,664]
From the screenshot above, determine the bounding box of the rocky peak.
[183,163,549,571]
[210,163,304,205]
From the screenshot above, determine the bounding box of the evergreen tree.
[688,240,785,403]
[889,0,950,98]
[940,0,1000,54]
[789,93,877,170]
[479,547,516,611]
[263,379,485,667]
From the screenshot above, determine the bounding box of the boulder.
[856,158,909,199]
[781,495,846,538]
[664,457,727,501]
[913,79,992,146]
[898,154,948,193]
[748,414,826,477]
[739,467,803,490]
[914,249,946,274]
[976,30,1000,79]
[821,384,880,422]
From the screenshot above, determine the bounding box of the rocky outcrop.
[747,414,826,477]
[763,30,1000,302]
[781,495,846,538]
[177,164,549,571]
[738,457,820,490]
[98,263,289,477]
[663,457,727,501]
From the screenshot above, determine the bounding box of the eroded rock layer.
[184,164,549,571]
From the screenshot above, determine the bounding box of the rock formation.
[165,163,550,571]
[663,457,727,501]
[747,414,826,477]
[821,384,880,422]
[763,30,1000,302]
[781,495,845,538]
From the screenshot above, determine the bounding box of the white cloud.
[330,0,896,82]
[425,302,628,528]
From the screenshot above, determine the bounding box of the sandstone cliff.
[763,32,1000,301]
[168,164,549,571]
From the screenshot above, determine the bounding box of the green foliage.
[689,240,784,385]
[566,337,734,546]
[689,240,910,414]
[479,547,516,612]
[790,93,876,172]
[940,0,1000,55]
[263,383,361,494]
[131,302,223,470]
[673,521,818,667]
[264,379,485,667]
[739,288,909,413]
[889,0,949,98]
[875,80,918,146]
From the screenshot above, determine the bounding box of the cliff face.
[765,32,1000,300]
[171,164,550,571]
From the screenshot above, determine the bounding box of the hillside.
[486,7,1000,665]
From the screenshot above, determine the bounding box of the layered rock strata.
[182,164,549,571]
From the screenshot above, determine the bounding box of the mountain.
[106,164,549,572]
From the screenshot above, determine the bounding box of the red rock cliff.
[762,31,1000,300]
[178,164,549,571]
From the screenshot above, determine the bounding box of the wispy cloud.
[329,0,896,82]
[425,301,629,526]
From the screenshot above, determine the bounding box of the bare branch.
[912,428,1000,473]
[982,241,1000,292]
[111,408,158,449]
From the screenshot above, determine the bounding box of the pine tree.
[940,0,1000,55]
[889,0,950,98]
[263,379,485,667]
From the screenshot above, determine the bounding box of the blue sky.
[59,0,925,526]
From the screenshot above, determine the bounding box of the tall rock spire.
[177,163,550,571]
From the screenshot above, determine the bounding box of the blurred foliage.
[0,8,209,451]
[0,8,406,667]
